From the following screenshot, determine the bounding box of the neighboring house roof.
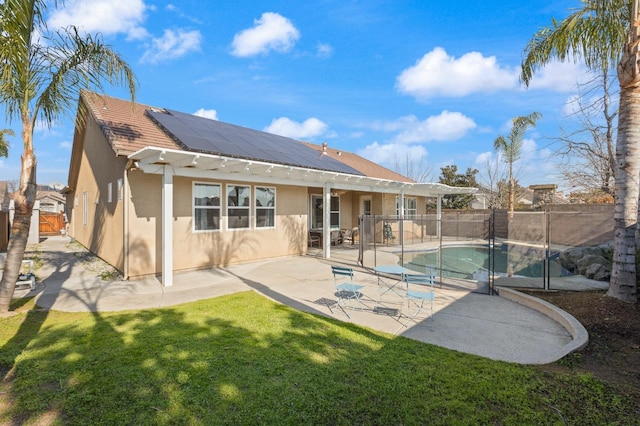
[0,181,9,211]
[36,190,65,204]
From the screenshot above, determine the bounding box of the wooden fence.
[39,212,65,236]
[0,212,8,252]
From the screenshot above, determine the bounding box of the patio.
[17,236,589,365]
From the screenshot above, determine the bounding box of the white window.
[117,178,123,201]
[227,184,250,230]
[193,183,221,231]
[311,195,340,229]
[82,191,88,225]
[396,196,417,217]
[107,182,113,203]
[255,186,275,228]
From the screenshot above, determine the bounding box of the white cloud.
[372,112,476,144]
[58,141,73,149]
[357,142,428,168]
[48,0,148,40]
[193,108,218,120]
[396,47,518,99]
[264,117,327,139]
[393,111,477,143]
[231,12,300,57]
[475,151,494,166]
[527,60,586,92]
[141,29,201,64]
[317,43,333,58]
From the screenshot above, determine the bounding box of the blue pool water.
[402,245,573,279]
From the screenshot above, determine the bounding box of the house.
[65,92,474,286]
[36,187,66,213]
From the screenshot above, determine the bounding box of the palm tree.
[0,128,14,158]
[0,0,136,312]
[521,0,638,303]
[493,112,541,212]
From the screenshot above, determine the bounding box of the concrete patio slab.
[9,236,589,365]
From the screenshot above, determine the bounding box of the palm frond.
[521,0,630,85]
[0,128,15,157]
[34,26,137,126]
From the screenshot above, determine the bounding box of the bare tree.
[477,155,506,209]
[392,153,434,182]
[554,68,618,194]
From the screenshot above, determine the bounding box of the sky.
[0,0,595,192]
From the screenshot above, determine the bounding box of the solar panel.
[146,109,363,175]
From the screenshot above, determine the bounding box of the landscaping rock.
[558,246,612,281]
[585,262,611,281]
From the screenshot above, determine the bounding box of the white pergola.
[128,147,477,286]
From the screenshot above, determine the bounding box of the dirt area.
[525,290,640,400]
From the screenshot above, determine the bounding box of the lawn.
[0,291,635,425]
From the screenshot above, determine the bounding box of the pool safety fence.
[358,209,613,294]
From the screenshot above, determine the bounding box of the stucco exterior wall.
[68,116,126,272]
[126,173,310,277]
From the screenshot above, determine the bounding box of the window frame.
[226,184,251,230]
[396,196,418,217]
[82,191,88,225]
[117,178,123,201]
[255,186,276,229]
[310,194,340,229]
[193,182,221,233]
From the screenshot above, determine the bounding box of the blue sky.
[0,1,592,192]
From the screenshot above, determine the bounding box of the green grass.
[0,292,636,425]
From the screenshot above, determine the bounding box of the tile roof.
[303,142,414,183]
[82,91,180,156]
[81,92,413,182]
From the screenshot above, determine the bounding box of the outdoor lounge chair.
[331,266,366,317]
[403,273,435,325]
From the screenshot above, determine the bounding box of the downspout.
[123,161,132,279]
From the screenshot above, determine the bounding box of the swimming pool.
[401,245,573,280]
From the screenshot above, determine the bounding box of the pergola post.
[162,165,174,287]
[436,194,442,239]
[323,184,331,258]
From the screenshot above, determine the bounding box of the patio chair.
[330,229,343,245]
[342,227,358,245]
[308,231,321,248]
[331,266,366,317]
[403,273,435,324]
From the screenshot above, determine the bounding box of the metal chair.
[331,266,366,317]
[403,273,436,324]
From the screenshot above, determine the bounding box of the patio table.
[374,264,412,299]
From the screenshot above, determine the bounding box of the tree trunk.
[609,86,640,303]
[0,137,37,312]
[609,1,640,303]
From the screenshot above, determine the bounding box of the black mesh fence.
[358,207,613,293]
